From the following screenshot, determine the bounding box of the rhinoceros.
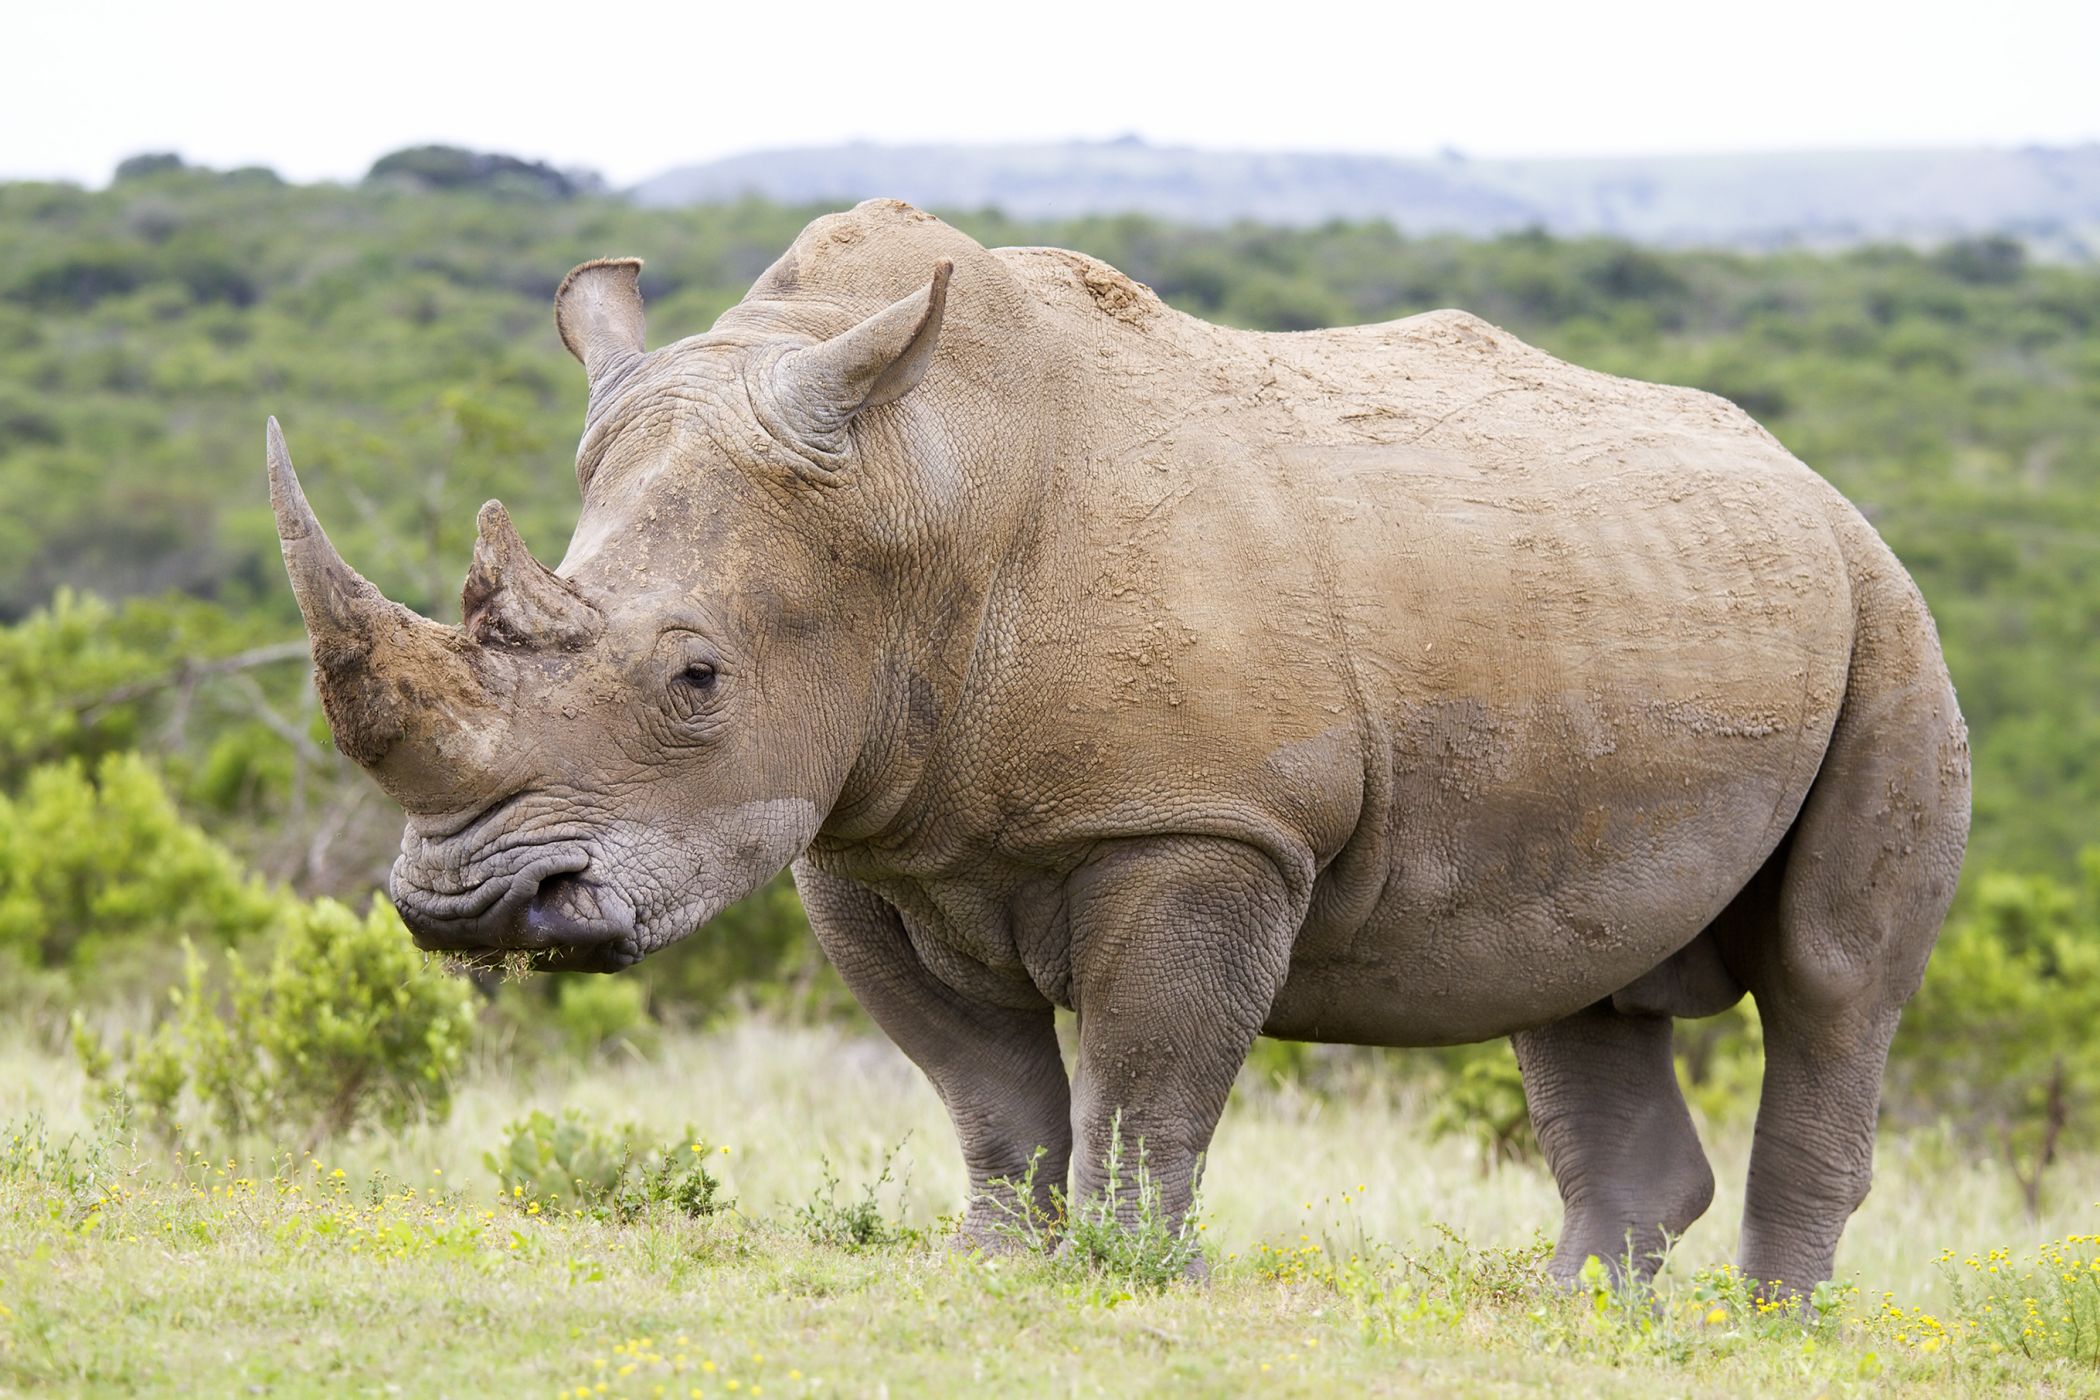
[266,199,1968,1292]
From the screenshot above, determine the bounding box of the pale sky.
[7,0,2097,187]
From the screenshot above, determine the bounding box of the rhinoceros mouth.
[393,851,643,974]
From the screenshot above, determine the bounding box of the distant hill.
[633,138,2100,254]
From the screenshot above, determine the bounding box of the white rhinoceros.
[267,199,1968,1292]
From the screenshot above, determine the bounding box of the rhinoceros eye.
[660,634,726,729]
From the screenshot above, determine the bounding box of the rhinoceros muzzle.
[391,848,643,973]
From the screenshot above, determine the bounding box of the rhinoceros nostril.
[523,873,585,933]
[521,872,634,949]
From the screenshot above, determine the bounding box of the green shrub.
[484,1108,730,1222]
[0,592,148,780]
[0,945,68,1021]
[552,975,654,1055]
[989,1116,1205,1292]
[0,597,329,888]
[0,752,277,973]
[0,1110,128,1217]
[1242,1036,1316,1082]
[1892,853,2100,1212]
[1674,1001,1766,1127]
[1051,1117,1206,1291]
[1428,1045,1538,1170]
[633,873,840,1021]
[795,1143,917,1252]
[1932,1230,2100,1364]
[486,1108,630,1206]
[82,898,478,1146]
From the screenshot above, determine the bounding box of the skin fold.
[268,199,1970,1292]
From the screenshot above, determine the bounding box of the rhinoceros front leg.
[1064,837,1303,1262]
[793,861,1071,1251]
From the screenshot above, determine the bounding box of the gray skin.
[267,199,1969,1293]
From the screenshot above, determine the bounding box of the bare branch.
[75,639,311,720]
[302,776,376,896]
[223,671,329,766]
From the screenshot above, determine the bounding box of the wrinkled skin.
[270,200,1969,1292]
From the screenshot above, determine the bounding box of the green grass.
[4,1018,2099,1397]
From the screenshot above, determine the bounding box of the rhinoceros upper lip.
[397,853,643,979]
[394,822,603,901]
[394,848,591,938]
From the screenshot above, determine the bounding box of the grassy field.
[4,1018,2099,1397]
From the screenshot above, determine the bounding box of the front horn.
[265,417,493,776]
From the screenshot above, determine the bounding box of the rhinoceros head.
[270,224,976,972]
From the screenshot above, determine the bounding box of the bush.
[1051,1117,1206,1290]
[1242,1035,1316,1082]
[1892,853,2100,1212]
[82,898,478,1146]
[1428,1045,1538,1170]
[989,1116,1205,1292]
[1935,1230,2100,1364]
[1674,1001,1766,1127]
[484,1108,730,1221]
[796,1143,917,1252]
[632,873,843,1021]
[551,975,654,1055]
[0,592,152,780]
[112,153,186,182]
[0,752,278,973]
[1934,235,2026,286]
[0,592,312,821]
[364,145,592,200]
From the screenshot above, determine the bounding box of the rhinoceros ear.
[772,259,951,445]
[554,258,646,390]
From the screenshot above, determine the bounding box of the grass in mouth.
[440,948,540,982]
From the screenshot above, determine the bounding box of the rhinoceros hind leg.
[1513,1001,1715,1284]
[1733,997,1905,1298]
[1728,808,1962,1294]
[1723,558,1969,1297]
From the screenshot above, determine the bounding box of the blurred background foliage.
[2,154,2095,1201]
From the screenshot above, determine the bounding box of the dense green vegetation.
[4,162,2098,1134]
[2,163,2098,1392]
[4,167,2093,870]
